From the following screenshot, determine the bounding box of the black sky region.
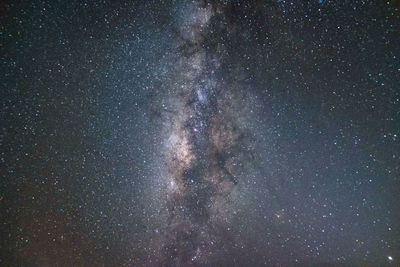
[1,0,400,266]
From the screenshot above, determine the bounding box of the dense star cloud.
[1,0,399,266]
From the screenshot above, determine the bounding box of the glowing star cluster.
[149,2,253,265]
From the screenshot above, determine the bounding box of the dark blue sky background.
[1,1,399,266]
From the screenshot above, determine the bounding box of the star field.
[1,0,399,266]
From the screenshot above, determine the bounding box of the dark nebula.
[1,0,399,266]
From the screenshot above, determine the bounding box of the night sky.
[1,0,400,266]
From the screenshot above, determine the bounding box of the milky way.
[148,3,256,265]
[1,0,400,266]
